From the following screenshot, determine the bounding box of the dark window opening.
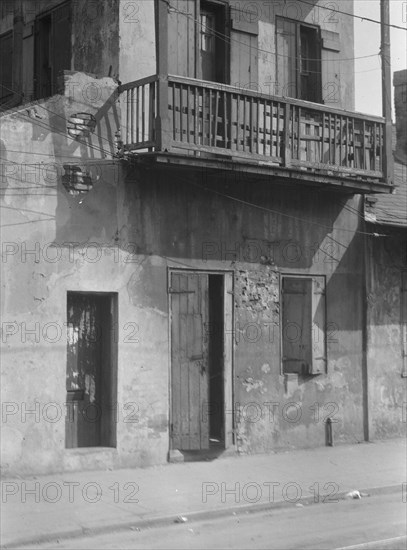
[281,275,326,376]
[34,1,71,100]
[200,0,228,84]
[276,17,322,103]
[0,32,13,102]
[65,292,118,449]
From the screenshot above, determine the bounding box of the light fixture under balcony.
[62,165,93,196]
[67,113,96,139]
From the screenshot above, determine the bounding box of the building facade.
[0,0,404,476]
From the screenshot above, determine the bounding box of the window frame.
[280,273,327,376]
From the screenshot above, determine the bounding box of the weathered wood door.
[170,272,210,450]
[66,293,104,448]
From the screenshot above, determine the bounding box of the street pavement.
[1,438,406,549]
[16,492,407,549]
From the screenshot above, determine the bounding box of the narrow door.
[170,272,210,450]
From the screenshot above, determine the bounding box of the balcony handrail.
[119,73,388,186]
[167,74,386,124]
[119,74,159,93]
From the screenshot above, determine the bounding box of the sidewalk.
[1,438,406,549]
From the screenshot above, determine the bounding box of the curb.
[1,484,402,549]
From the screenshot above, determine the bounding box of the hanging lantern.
[62,165,93,196]
[67,113,97,139]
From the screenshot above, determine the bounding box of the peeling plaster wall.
[72,0,120,79]
[2,71,396,477]
[1,105,372,475]
[366,229,407,440]
[0,71,165,476]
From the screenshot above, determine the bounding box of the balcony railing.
[119,75,388,184]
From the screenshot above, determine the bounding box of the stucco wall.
[119,0,156,84]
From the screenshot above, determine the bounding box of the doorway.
[65,292,117,449]
[169,270,233,457]
[199,0,228,84]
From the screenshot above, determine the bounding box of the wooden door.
[170,272,210,450]
[276,17,297,99]
[66,293,104,448]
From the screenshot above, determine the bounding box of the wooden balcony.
[119,75,392,193]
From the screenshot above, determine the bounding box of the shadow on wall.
[54,77,121,243]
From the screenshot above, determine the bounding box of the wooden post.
[380,0,393,186]
[155,0,170,151]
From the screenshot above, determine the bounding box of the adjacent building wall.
[366,228,407,439]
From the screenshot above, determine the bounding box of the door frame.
[167,268,235,452]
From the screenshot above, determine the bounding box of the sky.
[354,0,407,116]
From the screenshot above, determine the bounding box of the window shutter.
[282,277,312,374]
[276,17,297,98]
[311,276,326,374]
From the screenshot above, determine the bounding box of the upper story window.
[34,1,71,100]
[276,17,322,103]
[200,0,227,84]
[0,31,13,102]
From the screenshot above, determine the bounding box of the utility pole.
[380,0,394,186]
